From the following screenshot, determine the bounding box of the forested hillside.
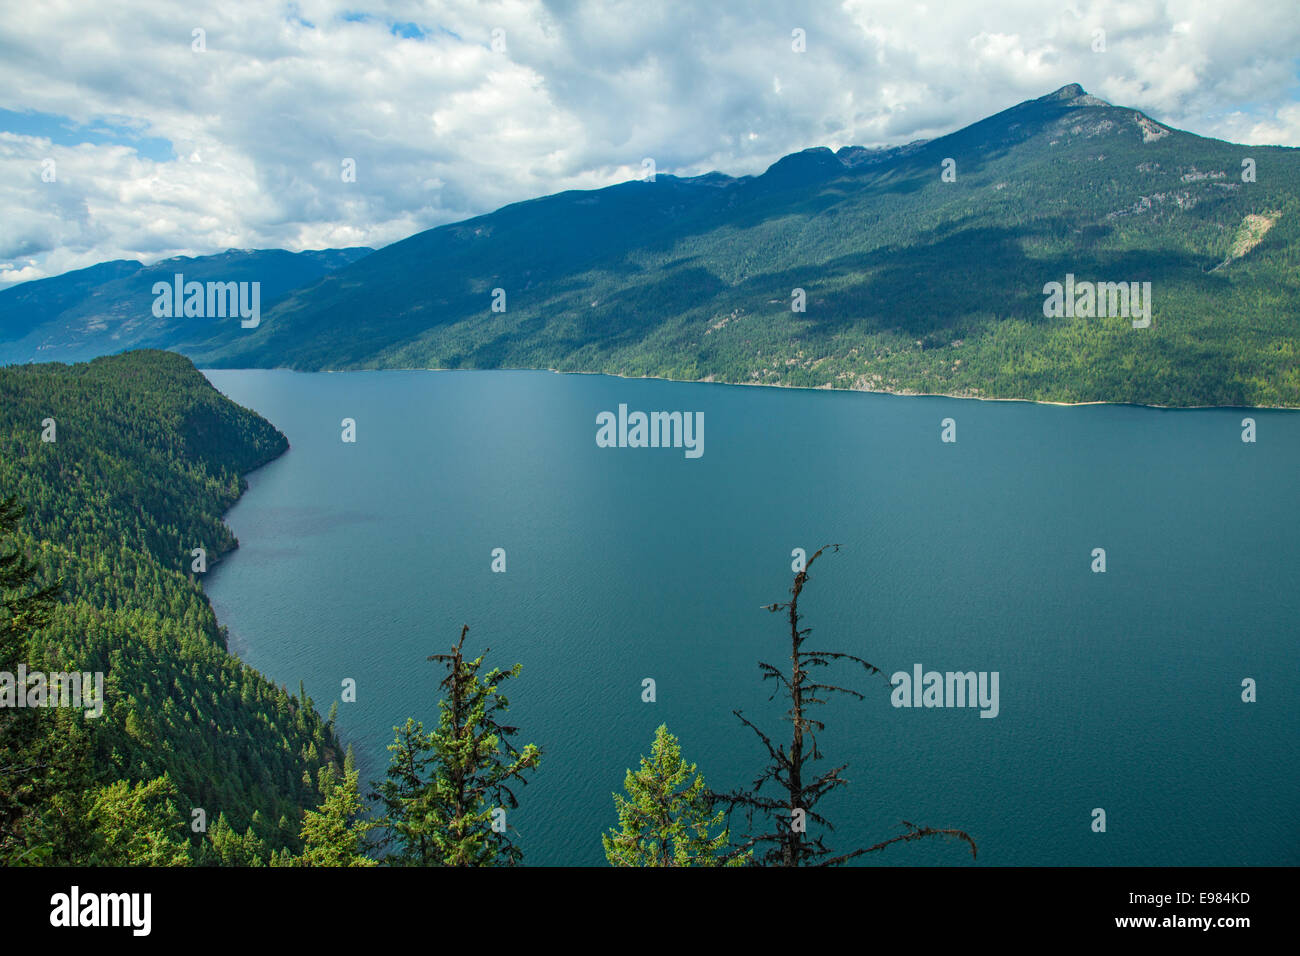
[0,350,339,864]
[199,85,1300,407]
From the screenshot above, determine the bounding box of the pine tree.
[203,813,267,866]
[722,544,976,865]
[371,718,437,865]
[295,746,374,867]
[88,775,192,866]
[16,710,96,865]
[372,625,541,866]
[603,724,746,867]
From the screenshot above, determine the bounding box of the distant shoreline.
[274,363,1298,412]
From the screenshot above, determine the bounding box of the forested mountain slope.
[200,84,1300,407]
[0,350,337,863]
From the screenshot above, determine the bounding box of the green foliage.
[603,724,745,867]
[87,775,192,866]
[0,494,61,860]
[370,718,437,865]
[199,812,267,866]
[371,625,540,866]
[0,350,341,864]
[291,747,375,867]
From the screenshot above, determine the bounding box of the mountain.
[0,247,372,365]
[10,85,1300,406]
[198,84,1298,406]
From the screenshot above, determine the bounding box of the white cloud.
[0,0,1296,286]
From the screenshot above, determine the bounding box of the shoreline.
[248,363,1300,412]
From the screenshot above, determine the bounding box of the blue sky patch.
[0,109,175,162]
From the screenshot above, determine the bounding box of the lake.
[201,368,1299,866]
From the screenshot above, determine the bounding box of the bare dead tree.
[719,544,976,866]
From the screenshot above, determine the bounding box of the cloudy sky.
[2,0,1298,287]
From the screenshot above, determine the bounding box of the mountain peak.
[1048,83,1086,99]
[1040,83,1111,107]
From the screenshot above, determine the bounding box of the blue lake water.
[201,368,1299,866]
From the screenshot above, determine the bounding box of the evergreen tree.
[295,746,374,867]
[372,625,541,866]
[202,813,267,866]
[722,545,976,865]
[87,775,192,866]
[11,710,96,865]
[371,718,437,865]
[603,724,745,867]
